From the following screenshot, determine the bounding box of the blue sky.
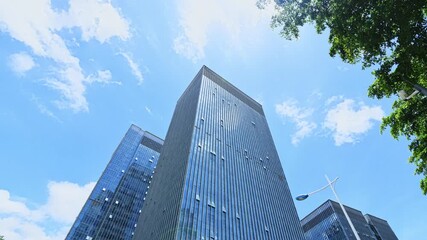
[0,0,425,239]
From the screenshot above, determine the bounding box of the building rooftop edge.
[201,65,263,109]
[130,123,164,143]
[300,199,362,223]
[364,213,389,223]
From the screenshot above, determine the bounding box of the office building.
[66,125,163,240]
[301,199,398,240]
[134,66,305,239]
[365,214,398,240]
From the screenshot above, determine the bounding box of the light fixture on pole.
[295,175,361,240]
[398,80,427,100]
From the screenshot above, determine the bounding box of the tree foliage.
[259,0,427,193]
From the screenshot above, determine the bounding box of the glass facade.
[364,214,399,240]
[66,124,163,240]
[301,200,378,240]
[134,66,305,239]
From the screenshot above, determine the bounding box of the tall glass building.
[301,199,396,240]
[66,124,163,240]
[364,214,399,240]
[134,66,305,240]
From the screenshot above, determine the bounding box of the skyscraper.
[134,66,305,239]
[365,214,398,240]
[301,199,398,240]
[66,125,163,240]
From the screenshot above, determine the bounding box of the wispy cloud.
[276,99,317,145]
[86,70,121,85]
[8,52,35,75]
[0,0,130,112]
[173,0,276,61]
[120,52,144,85]
[337,65,349,72]
[323,98,385,145]
[31,96,62,122]
[0,181,95,240]
[145,106,152,115]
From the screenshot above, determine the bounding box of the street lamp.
[296,175,361,240]
[398,80,427,100]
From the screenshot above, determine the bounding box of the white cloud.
[42,181,95,223]
[0,190,32,217]
[56,0,130,43]
[324,98,385,145]
[173,0,276,61]
[120,52,143,85]
[276,96,384,146]
[0,181,95,240]
[0,0,130,112]
[0,217,68,240]
[276,99,317,145]
[8,52,36,75]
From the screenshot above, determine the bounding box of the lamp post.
[296,175,361,240]
[398,80,427,100]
